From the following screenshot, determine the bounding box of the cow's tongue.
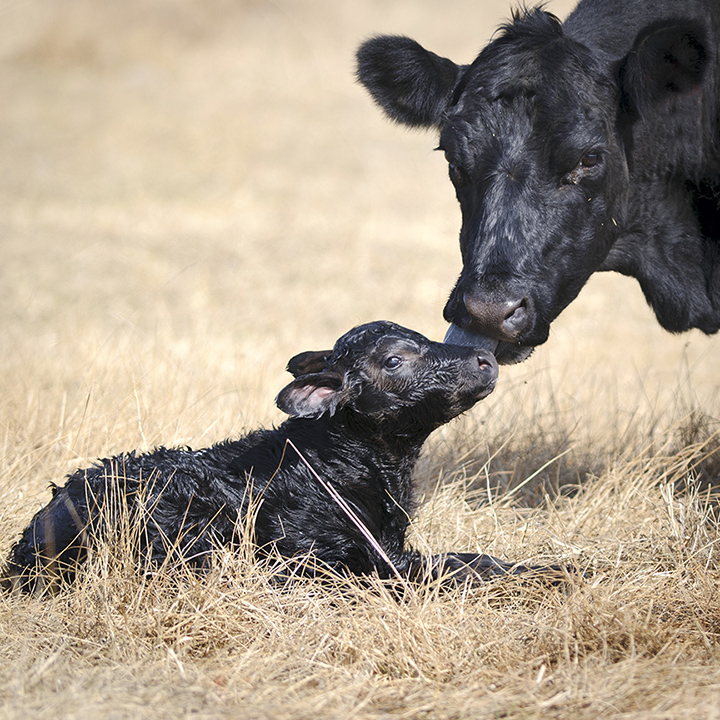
[443,323,499,353]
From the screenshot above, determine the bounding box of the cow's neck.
[601,181,720,334]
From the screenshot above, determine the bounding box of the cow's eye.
[383,356,403,370]
[580,152,599,168]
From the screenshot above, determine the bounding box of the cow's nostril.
[501,298,529,338]
[458,292,532,343]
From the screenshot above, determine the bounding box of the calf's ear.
[276,372,344,418]
[286,349,331,378]
[356,35,461,127]
[618,20,707,113]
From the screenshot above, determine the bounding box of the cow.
[3,321,564,595]
[356,0,720,364]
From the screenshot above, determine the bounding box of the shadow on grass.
[417,389,720,510]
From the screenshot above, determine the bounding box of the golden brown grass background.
[1,1,720,717]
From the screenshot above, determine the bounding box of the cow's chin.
[443,324,534,365]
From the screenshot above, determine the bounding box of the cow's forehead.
[445,93,532,133]
[454,27,608,113]
[441,53,613,160]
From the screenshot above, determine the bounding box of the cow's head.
[357,10,708,363]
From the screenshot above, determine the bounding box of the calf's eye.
[383,356,403,370]
[448,162,469,187]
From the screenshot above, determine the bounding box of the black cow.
[4,321,556,595]
[357,0,720,363]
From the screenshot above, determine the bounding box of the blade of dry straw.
[285,438,404,582]
[498,447,574,505]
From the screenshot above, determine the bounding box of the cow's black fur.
[357,0,720,363]
[4,321,551,595]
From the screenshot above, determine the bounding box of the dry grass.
[1,1,720,718]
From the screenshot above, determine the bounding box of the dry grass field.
[1,1,720,717]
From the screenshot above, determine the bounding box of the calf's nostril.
[475,353,498,376]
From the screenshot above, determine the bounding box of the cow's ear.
[276,372,345,418]
[285,349,331,378]
[356,35,462,128]
[618,20,707,113]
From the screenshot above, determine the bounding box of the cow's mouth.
[444,323,533,365]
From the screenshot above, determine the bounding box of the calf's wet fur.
[4,321,566,594]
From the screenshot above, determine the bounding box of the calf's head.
[276,321,498,440]
[357,10,708,363]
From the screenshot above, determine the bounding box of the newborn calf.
[4,321,541,593]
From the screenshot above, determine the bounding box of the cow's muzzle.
[443,290,537,364]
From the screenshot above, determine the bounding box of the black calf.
[4,321,552,594]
